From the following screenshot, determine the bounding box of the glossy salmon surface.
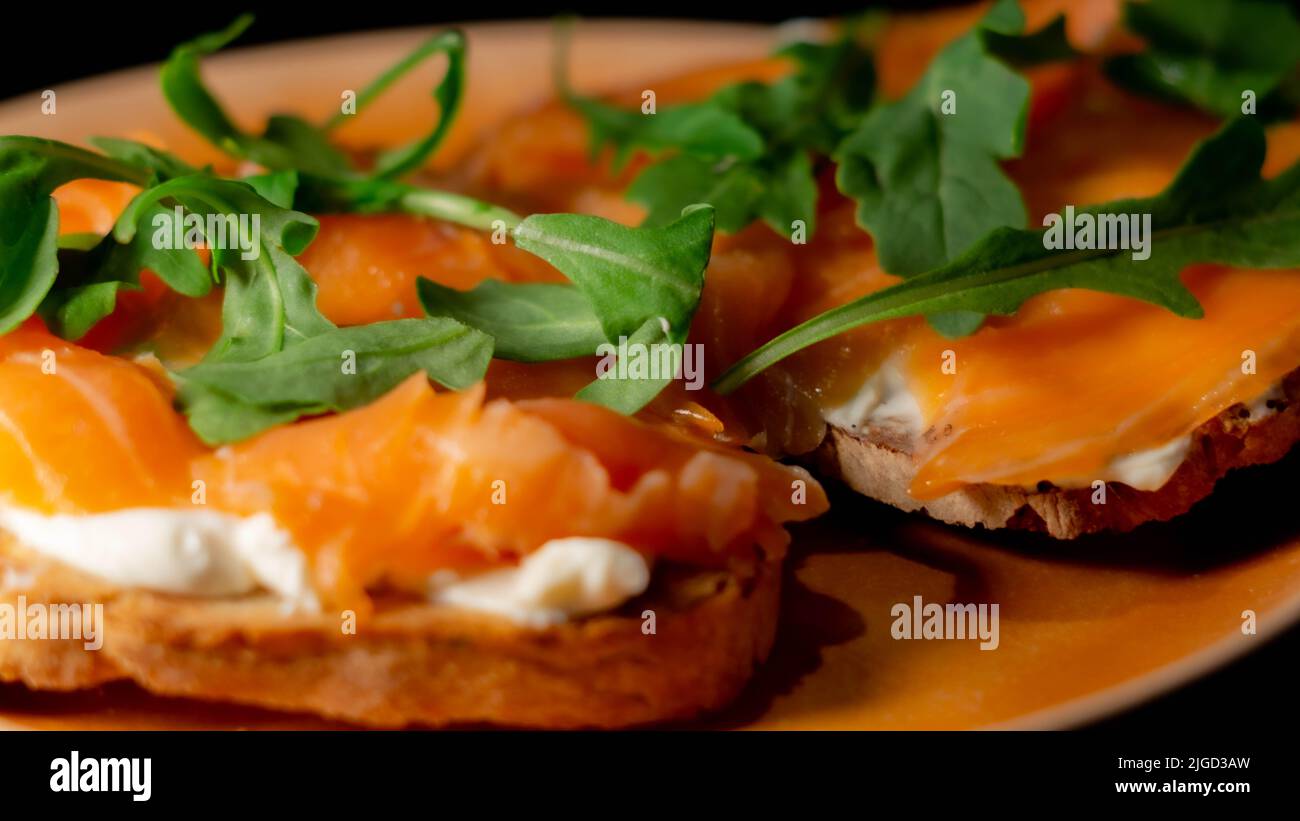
[193,376,822,607]
[0,325,824,609]
[0,323,205,513]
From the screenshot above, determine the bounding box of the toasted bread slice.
[814,369,1300,540]
[0,537,779,728]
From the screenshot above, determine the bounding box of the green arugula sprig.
[1,138,198,341]
[516,206,714,412]
[0,135,496,443]
[835,1,1077,336]
[174,317,493,444]
[562,0,1073,265]
[1105,0,1300,119]
[1,16,723,438]
[715,117,1299,393]
[416,279,606,362]
[558,19,875,237]
[836,0,1040,281]
[158,15,486,225]
[0,139,213,341]
[414,206,718,413]
[160,14,465,182]
[0,138,150,334]
[419,205,716,414]
[159,16,719,417]
[978,12,1078,68]
[112,173,332,362]
[559,3,1077,340]
[41,202,214,340]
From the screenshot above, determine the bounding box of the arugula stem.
[714,121,1300,395]
[712,232,1200,394]
[397,188,522,232]
[323,29,464,131]
[0,137,154,188]
[712,275,970,394]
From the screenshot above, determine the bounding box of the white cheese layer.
[0,507,650,625]
[428,537,651,628]
[0,506,319,611]
[1105,437,1191,490]
[820,357,925,437]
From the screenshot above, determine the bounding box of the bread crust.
[0,538,779,728]
[815,370,1300,539]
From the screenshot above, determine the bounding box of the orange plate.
[2,20,1299,730]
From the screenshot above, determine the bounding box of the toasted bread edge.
[815,371,1300,539]
[0,539,780,729]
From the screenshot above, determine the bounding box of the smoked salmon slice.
[297,214,565,326]
[0,324,825,611]
[193,375,824,608]
[0,323,205,513]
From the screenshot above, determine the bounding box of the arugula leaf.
[89,137,201,182]
[328,29,466,179]
[1,139,312,347]
[563,25,874,236]
[1105,0,1300,118]
[38,197,216,341]
[979,14,1078,67]
[160,15,353,177]
[1,137,219,342]
[754,149,819,238]
[835,0,1031,278]
[511,206,713,343]
[162,16,466,182]
[112,175,333,361]
[37,282,123,341]
[418,206,715,414]
[417,279,605,362]
[516,206,713,413]
[242,169,300,208]
[174,317,493,444]
[715,37,877,156]
[0,137,150,333]
[98,204,215,296]
[624,154,763,231]
[555,22,765,170]
[574,316,679,414]
[716,117,1298,393]
[569,99,766,170]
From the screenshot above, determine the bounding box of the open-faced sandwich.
[467,0,1300,539]
[0,18,828,728]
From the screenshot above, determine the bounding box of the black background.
[0,729,1278,807]
[0,0,1296,737]
[0,1,956,100]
